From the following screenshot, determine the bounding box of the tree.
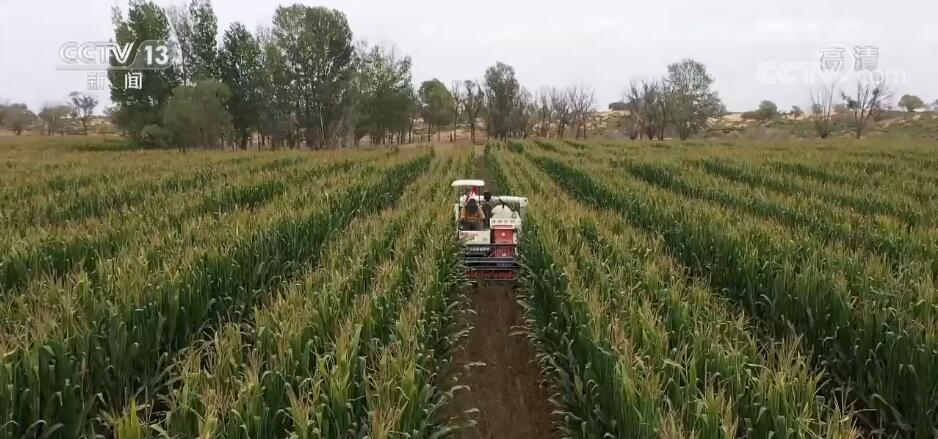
[623,81,649,139]
[272,5,357,148]
[356,45,416,146]
[418,79,453,142]
[790,105,803,120]
[632,80,672,140]
[38,105,72,136]
[168,0,218,82]
[483,62,521,140]
[167,4,194,83]
[666,59,724,140]
[898,94,925,113]
[163,79,231,150]
[810,82,838,139]
[219,22,263,149]
[535,89,554,137]
[757,100,779,120]
[255,26,293,148]
[450,81,462,142]
[188,0,218,79]
[507,88,535,138]
[568,85,595,139]
[462,80,484,144]
[842,76,891,139]
[550,87,571,138]
[2,104,35,135]
[608,101,628,111]
[110,0,179,138]
[68,92,98,135]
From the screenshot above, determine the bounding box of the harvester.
[452,179,527,281]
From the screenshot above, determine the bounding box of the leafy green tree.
[68,92,99,135]
[418,79,453,142]
[756,100,779,120]
[167,0,218,81]
[3,103,35,135]
[508,87,536,138]
[357,46,416,145]
[167,4,194,82]
[254,27,292,148]
[219,22,263,149]
[898,94,925,113]
[38,105,72,135]
[272,5,357,148]
[110,0,179,138]
[163,79,231,150]
[483,62,521,139]
[189,0,218,79]
[665,59,724,140]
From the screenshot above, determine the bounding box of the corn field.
[488,139,936,438]
[0,143,470,438]
[2,138,937,438]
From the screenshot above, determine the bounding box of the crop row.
[0,150,431,439]
[613,158,938,279]
[111,151,469,438]
[524,145,937,437]
[489,146,858,438]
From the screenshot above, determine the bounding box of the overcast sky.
[1,0,936,112]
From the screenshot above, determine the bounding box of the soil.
[442,147,557,439]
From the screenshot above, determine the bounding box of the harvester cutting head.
[452,179,527,282]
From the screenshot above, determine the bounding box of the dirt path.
[443,147,557,438]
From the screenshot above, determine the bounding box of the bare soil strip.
[443,147,557,439]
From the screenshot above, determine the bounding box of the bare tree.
[550,88,571,138]
[842,75,891,139]
[810,82,838,139]
[450,81,462,142]
[568,85,595,139]
[623,80,656,139]
[643,80,671,140]
[535,89,554,137]
[462,80,484,144]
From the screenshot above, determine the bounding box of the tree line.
[608,59,726,141]
[99,0,611,150]
[727,83,935,140]
[10,1,936,144]
[0,93,99,136]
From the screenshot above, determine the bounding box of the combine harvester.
[452,179,527,281]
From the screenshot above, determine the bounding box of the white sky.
[1,0,936,112]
